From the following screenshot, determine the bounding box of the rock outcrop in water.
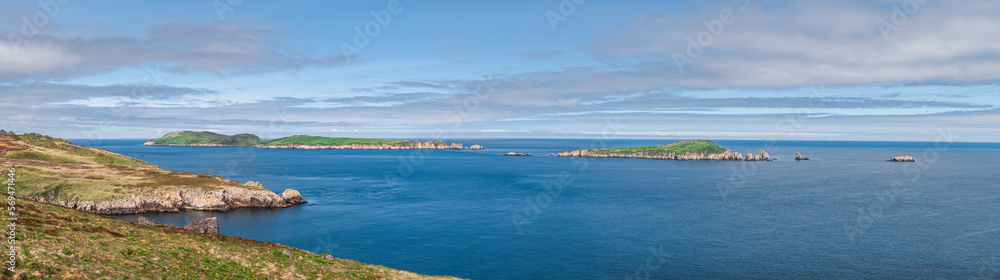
[282,189,306,204]
[795,151,809,160]
[469,144,484,150]
[504,152,533,156]
[29,183,307,215]
[744,150,772,161]
[557,149,755,161]
[184,217,219,234]
[889,155,916,162]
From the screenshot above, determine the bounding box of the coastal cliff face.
[557,149,753,161]
[29,184,307,215]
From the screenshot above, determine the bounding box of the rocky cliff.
[29,183,307,215]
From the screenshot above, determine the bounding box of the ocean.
[79,138,1000,279]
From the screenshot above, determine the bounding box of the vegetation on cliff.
[557,140,770,161]
[147,131,458,148]
[2,198,460,280]
[146,131,267,146]
[586,140,728,156]
[0,132,300,212]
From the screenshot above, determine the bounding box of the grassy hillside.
[0,133,252,202]
[148,131,267,146]
[2,197,460,280]
[586,140,728,156]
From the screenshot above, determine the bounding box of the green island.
[1,130,459,279]
[145,131,483,150]
[557,140,771,161]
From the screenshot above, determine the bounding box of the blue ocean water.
[77,139,1000,279]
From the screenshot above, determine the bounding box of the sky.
[1,0,999,142]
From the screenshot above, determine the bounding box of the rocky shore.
[557,149,772,161]
[28,183,307,215]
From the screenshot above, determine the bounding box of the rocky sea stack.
[889,155,916,162]
[795,151,809,161]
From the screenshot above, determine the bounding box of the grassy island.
[145,131,473,150]
[587,140,728,156]
[557,140,768,161]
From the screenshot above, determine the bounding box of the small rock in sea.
[282,250,293,256]
[183,217,219,234]
[889,155,916,162]
[137,216,163,226]
[795,151,809,161]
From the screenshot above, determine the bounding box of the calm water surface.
[78,139,1000,279]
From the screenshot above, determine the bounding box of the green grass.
[6,198,462,280]
[265,135,415,146]
[148,131,267,146]
[587,140,728,156]
[2,150,79,163]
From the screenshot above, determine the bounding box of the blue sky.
[2,0,999,142]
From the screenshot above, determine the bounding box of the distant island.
[0,130,305,214]
[144,130,484,150]
[557,140,772,161]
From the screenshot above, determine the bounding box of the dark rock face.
[184,217,219,234]
[137,216,163,226]
[889,155,916,162]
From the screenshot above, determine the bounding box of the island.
[0,131,305,214]
[889,155,916,162]
[144,130,484,150]
[503,152,533,156]
[557,140,772,161]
